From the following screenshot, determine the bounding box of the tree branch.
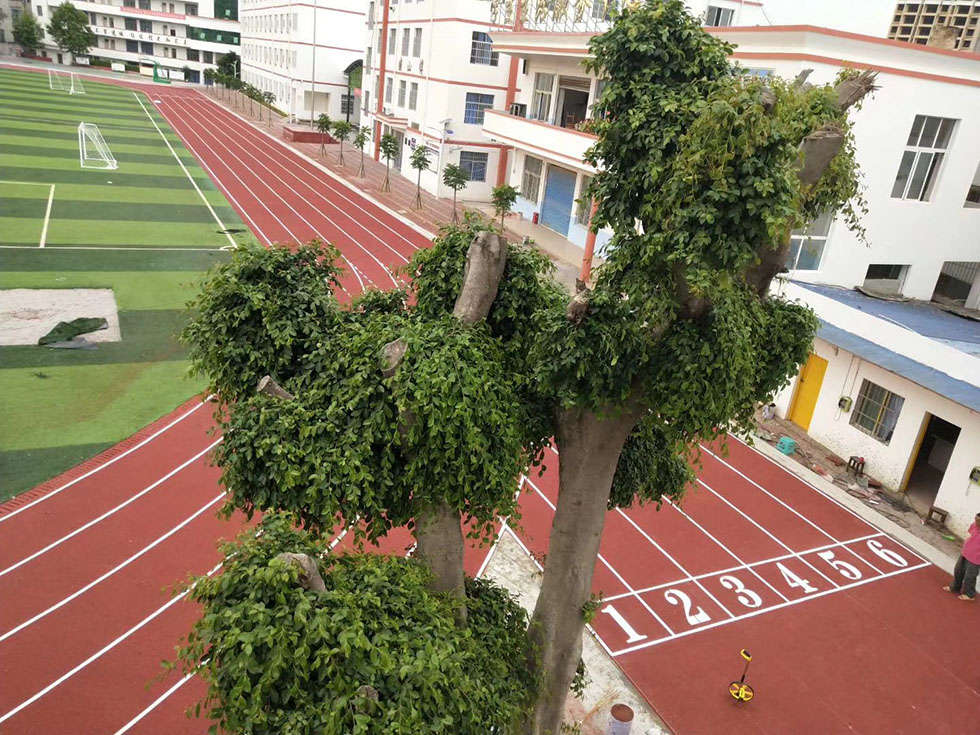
[257,375,295,400]
[452,231,509,325]
[274,552,326,592]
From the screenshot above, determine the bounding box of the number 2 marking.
[664,588,711,625]
[600,604,647,643]
[718,575,762,608]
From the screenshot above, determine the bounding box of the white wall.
[774,337,980,536]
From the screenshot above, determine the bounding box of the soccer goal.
[49,69,85,95]
[77,122,118,170]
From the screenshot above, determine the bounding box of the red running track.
[2,75,979,733]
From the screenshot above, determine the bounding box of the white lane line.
[0,561,223,726]
[182,96,413,266]
[609,561,931,658]
[133,92,236,249]
[0,493,225,642]
[149,94,274,248]
[38,184,54,248]
[0,399,209,524]
[521,475,676,637]
[168,97,384,288]
[0,439,222,578]
[111,671,194,735]
[600,532,885,603]
[194,88,431,249]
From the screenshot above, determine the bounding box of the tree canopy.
[13,11,44,54]
[47,2,95,56]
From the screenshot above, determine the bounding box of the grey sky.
[757,0,897,37]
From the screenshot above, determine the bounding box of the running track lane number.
[599,539,911,640]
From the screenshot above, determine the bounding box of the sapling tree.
[409,144,431,209]
[379,132,399,192]
[353,125,369,176]
[442,162,468,223]
[181,2,874,733]
[315,113,332,156]
[333,119,354,166]
[262,90,275,125]
[491,184,518,230]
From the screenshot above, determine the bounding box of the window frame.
[850,379,905,444]
[786,211,833,272]
[521,155,543,201]
[459,151,489,182]
[469,31,499,66]
[398,79,407,107]
[891,114,957,201]
[408,82,418,110]
[530,73,554,122]
[463,92,494,124]
[413,27,422,57]
[705,6,735,26]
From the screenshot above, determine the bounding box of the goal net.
[49,69,85,95]
[77,122,118,170]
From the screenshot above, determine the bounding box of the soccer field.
[0,67,250,498]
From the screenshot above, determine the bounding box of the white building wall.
[240,0,364,122]
[773,337,980,537]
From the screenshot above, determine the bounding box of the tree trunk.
[527,405,640,735]
[415,500,467,625]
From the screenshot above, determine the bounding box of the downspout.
[373,0,391,159]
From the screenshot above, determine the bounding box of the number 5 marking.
[600,604,647,643]
[817,549,862,581]
[664,588,711,625]
[718,575,762,609]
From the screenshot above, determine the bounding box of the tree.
[181,3,873,733]
[352,125,369,177]
[442,163,468,224]
[491,184,518,230]
[379,132,399,192]
[408,144,431,209]
[47,2,95,57]
[262,90,275,125]
[333,120,354,166]
[315,113,332,157]
[13,10,44,55]
[217,50,239,78]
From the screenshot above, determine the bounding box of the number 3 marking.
[663,588,711,625]
[718,575,762,608]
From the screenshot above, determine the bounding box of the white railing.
[491,0,619,33]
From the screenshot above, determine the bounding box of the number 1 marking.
[600,604,647,643]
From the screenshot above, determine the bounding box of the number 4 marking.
[776,562,818,594]
[600,604,647,643]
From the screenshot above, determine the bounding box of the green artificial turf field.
[0,67,251,498]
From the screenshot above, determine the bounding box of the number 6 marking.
[600,604,647,643]
[664,588,711,625]
[718,575,762,608]
[867,538,908,567]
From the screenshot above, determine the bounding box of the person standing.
[944,513,980,601]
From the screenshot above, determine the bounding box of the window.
[705,6,735,26]
[341,94,354,114]
[138,0,150,9]
[470,31,498,66]
[35,5,42,15]
[413,27,422,57]
[203,50,213,63]
[141,41,154,54]
[850,380,904,444]
[531,73,554,122]
[126,39,139,52]
[891,115,957,201]
[187,48,199,61]
[463,92,494,124]
[459,151,488,182]
[125,17,137,30]
[786,211,833,271]
[398,79,406,106]
[388,28,395,54]
[521,156,542,201]
[385,77,392,103]
[139,19,152,32]
[591,0,612,20]
[408,82,418,110]
[186,1,197,13]
[401,28,410,55]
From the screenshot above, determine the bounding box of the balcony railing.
[490,0,620,33]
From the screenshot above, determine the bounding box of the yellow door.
[788,354,827,432]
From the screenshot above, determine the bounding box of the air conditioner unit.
[509,102,527,117]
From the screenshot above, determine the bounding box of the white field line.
[132,92,236,248]
[0,399,209,524]
[147,96,275,249]
[521,475,676,637]
[0,561,223,726]
[111,670,194,735]
[0,439,222,578]
[167,97,387,288]
[610,561,931,658]
[192,87,434,245]
[694,478,845,588]
[182,96,414,266]
[662,499,790,602]
[38,184,54,248]
[600,532,885,603]
[0,245,228,251]
[0,493,225,642]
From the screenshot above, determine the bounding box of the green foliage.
[609,417,694,509]
[315,113,332,136]
[442,163,468,193]
[217,51,239,78]
[352,126,369,151]
[47,2,96,55]
[491,184,519,228]
[333,120,354,143]
[13,11,43,53]
[409,144,431,173]
[179,515,535,735]
[379,133,398,164]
